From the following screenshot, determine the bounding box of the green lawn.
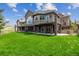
[0,32,79,56]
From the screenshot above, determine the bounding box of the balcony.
[33,20,54,25]
[17,23,26,27]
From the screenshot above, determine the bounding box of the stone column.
[21,27,22,32]
[51,25,53,34]
[33,26,35,32]
[54,15,57,35]
[43,25,46,33]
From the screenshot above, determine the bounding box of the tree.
[70,22,77,33]
[0,10,4,34]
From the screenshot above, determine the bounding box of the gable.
[25,10,33,20]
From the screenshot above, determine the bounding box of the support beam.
[33,26,35,32]
[54,15,57,35]
[51,25,53,34]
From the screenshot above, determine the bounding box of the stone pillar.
[33,26,35,32]
[25,26,27,32]
[17,26,19,32]
[14,26,16,32]
[43,25,46,33]
[42,25,46,33]
[21,27,22,32]
[51,25,53,34]
[41,26,43,33]
[54,16,57,35]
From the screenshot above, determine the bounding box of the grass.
[0,32,79,56]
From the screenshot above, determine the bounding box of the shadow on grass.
[17,32,55,37]
[77,33,79,37]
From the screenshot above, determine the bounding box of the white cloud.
[7,3,18,12]
[44,3,57,11]
[13,8,18,12]
[24,9,27,13]
[61,12,71,16]
[30,4,33,6]
[7,3,17,8]
[68,6,72,9]
[36,3,57,11]
[17,14,22,16]
[36,3,43,11]
[62,12,65,15]
[70,3,79,9]
[5,18,10,21]
[67,3,79,10]
[5,18,10,23]
[67,12,71,15]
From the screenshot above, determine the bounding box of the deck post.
[54,15,57,35]
[33,26,35,32]
[51,24,53,34]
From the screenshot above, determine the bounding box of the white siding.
[56,16,61,24]
[51,14,55,22]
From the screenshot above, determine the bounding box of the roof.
[32,10,60,18]
[19,20,25,22]
[17,18,26,23]
[25,10,70,19]
[57,14,64,17]
[25,10,33,18]
[33,10,55,15]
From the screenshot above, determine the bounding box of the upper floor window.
[64,22,66,26]
[34,16,38,20]
[40,15,45,20]
[45,15,49,21]
[27,16,33,24]
[50,15,52,18]
[35,17,38,20]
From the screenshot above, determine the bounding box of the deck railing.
[33,20,54,25]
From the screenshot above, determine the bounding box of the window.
[45,16,48,21]
[27,16,33,24]
[40,15,45,20]
[35,17,38,20]
[50,15,52,18]
[34,16,38,20]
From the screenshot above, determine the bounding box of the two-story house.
[16,10,71,35]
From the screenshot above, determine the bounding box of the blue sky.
[0,3,79,26]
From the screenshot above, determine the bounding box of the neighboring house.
[16,10,71,35]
